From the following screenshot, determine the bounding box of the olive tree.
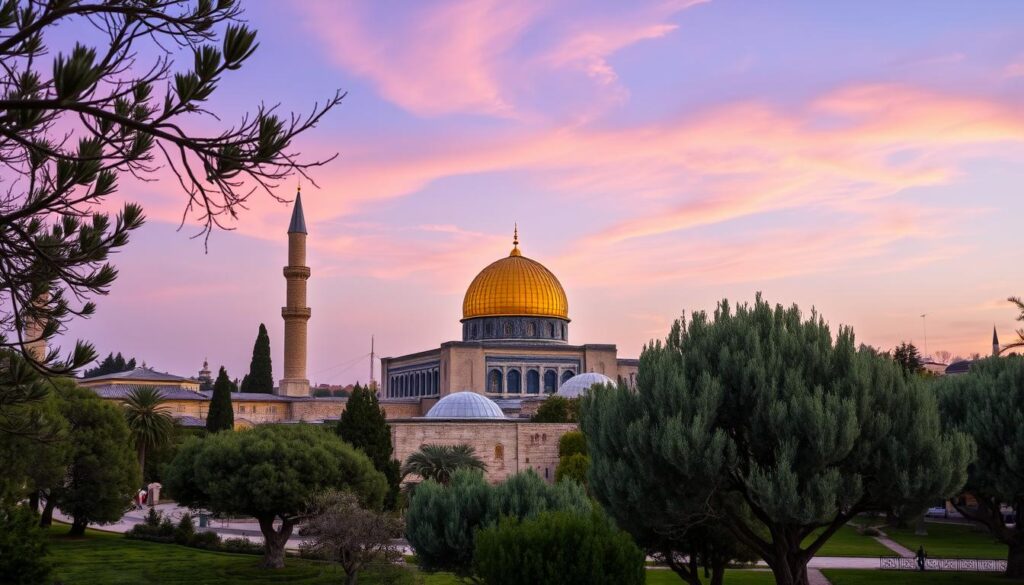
[582,296,972,585]
[166,424,387,569]
[937,356,1024,577]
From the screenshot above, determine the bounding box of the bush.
[555,453,589,485]
[557,431,587,457]
[0,505,51,585]
[406,469,592,576]
[174,513,195,545]
[474,510,644,585]
[532,396,579,423]
[144,507,161,527]
[221,537,264,555]
[189,530,222,551]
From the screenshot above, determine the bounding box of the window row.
[388,369,440,398]
[487,368,575,394]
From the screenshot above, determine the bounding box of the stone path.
[807,568,831,585]
[873,531,916,558]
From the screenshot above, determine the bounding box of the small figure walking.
[916,546,927,571]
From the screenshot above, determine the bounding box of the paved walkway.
[807,568,831,585]
[872,530,916,558]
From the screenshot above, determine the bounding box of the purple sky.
[62,0,1024,384]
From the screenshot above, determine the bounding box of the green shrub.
[555,453,590,485]
[557,431,587,457]
[174,513,195,545]
[144,507,161,527]
[406,469,592,576]
[221,537,264,555]
[189,530,221,550]
[474,510,644,585]
[0,505,50,585]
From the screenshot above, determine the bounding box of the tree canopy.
[401,443,486,486]
[581,296,972,585]
[891,342,924,376]
[52,383,140,536]
[165,424,387,568]
[532,395,579,423]
[83,352,138,378]
[937,356,1024,577]
[336,383,400,508]
[205,366,234,432]
[122,386,176,481]
[240,323,273,393]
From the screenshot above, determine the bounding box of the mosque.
[79,190,632,481]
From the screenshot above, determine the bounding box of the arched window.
[561,323,566,338]
[544,370,557,393]
[503,321,513,336]
[526,322,536,336]
[547,322,555,337]
[561,370,575,384]
[495,444,504,459]
[507,369,521,393]
[486,322,494,336]
[470,323,477,338]
[488,369,503,393]
[526,369,540,394]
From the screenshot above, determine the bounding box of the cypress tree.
[206,367,234,432]
[336,384,400,508]
[241,323,274,393]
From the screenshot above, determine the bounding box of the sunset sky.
[63,0,1024,384]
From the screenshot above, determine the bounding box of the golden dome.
[462,232,569,321]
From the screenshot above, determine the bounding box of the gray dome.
[557,372,615,399]
[426,392,505,419]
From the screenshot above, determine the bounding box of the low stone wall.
[390,420,577,484]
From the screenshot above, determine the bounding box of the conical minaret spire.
[278,186,311,396]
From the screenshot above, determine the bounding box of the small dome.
[557,372,615,399]
[426,392,506,419]
[462,232,568,321]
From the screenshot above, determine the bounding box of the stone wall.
[289,398,346,422]
[390,420,577,484]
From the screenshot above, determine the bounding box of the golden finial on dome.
[510,223,521,257]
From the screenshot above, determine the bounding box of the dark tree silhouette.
[240,323,273,393]
[0,0,342,381]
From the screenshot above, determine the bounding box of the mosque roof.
[288,190,307,234]
[556,372,616,399]
[89,384,205,400]
[425,391,506,419]
[462,228,568,320]
[80,366,191,384]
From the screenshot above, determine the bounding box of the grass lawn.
[884,522,1007,560]
[47,527,782,585]
[823,568,1010,584]
[802,524,891,558]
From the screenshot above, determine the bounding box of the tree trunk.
[1007,542,1024,579]
[39,497,55,528]
[69,516,88,536]
[709,564,725,585]
[28,490,39,514]
[914,515,928,536]
[258,516,295,569]
[345,569,359,585]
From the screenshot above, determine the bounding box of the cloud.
[296,0,704,118]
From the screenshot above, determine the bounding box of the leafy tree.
[891,342,924,375]
[581,296,972,585]
[165,424,387,569]
[301,489,404,585]
[337,383,400,508]
[0,505,51,585]
[122,387,176,481]
[937,356,1024,577]
[240,324,273,393]
[0,382,69,508]
[51,384,140,536]
[0,0,342,378]
[406,469,590,576]
[205,366,234,432]
[532,395,579,422]
[555,453,590,486]
[400,444,485,485]
[558,431,587,457]
[474,510,645,585]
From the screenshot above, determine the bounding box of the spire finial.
[510,223,521,256]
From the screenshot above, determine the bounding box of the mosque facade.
[379,228,638,412]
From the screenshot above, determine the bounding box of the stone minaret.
[278,188,311,396]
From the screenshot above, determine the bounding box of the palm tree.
[122,387,175,481]
[401,443,486,485]
[1006,296,1024,354]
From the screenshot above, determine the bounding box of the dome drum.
[462,316,569,343]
